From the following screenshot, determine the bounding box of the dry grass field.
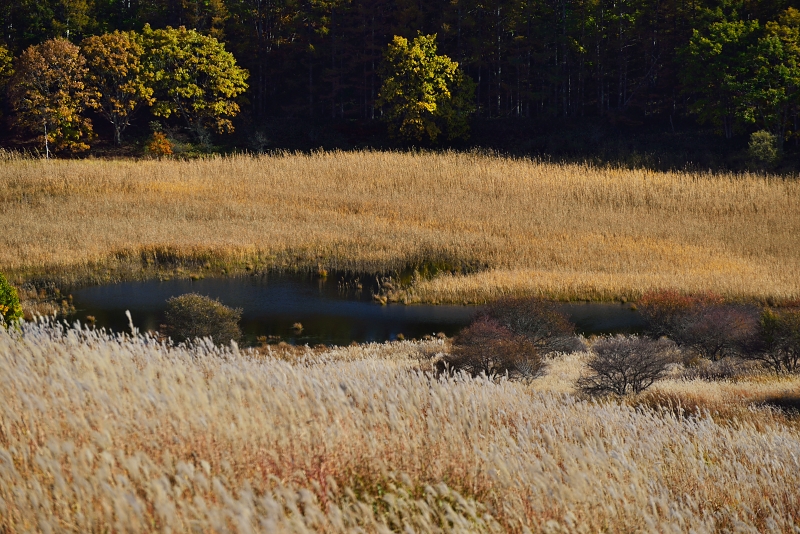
[1,321,799,533]
[1,150,799,303]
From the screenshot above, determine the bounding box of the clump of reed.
[1,151,799,302]
[1,320,799,532]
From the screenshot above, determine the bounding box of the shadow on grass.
[761,395,800,415]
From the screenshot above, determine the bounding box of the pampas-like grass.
[1,320,799,532]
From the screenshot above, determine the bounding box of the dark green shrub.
[443,317,545,379]
[163,293,242,345]
[577,336,677,396]
[747,130,780,169]
[0,273,23,325]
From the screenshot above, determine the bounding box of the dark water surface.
[71,274,645,346]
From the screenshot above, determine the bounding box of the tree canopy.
[1,0,800,161]
[7,38,96,155]
[143,25,249,139]
[378,34,474,143]
[82,30,154,145]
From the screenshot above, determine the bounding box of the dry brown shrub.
[163,293,242,345]
[481,297,584,354]
[639,290,760,361]
[443,316,545,379]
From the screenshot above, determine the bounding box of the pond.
[71,274,646,346]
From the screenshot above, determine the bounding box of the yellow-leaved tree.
[0,45,12,89]
[82,30,155,146]
[7,38,96,156]
[0,45,13,121]
[377,34,475,144]
[142,25,249,143]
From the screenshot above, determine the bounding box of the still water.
[71,274,645,346]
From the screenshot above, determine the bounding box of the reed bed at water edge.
[1,321,799,532]
[1,151,799,302]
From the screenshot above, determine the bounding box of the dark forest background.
[1,0,799,171]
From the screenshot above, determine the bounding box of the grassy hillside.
[1,151,799,302]
[1,322,798,532]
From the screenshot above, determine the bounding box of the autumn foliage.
[7,38,96,155]
[4,29,248,153]
[147,131,173,157]
[82,30,154,145]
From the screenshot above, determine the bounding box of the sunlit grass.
[1,321,799,532]
[1,151,799,302]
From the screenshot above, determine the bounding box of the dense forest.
[1,0,799,171]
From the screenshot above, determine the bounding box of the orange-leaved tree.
[82,30,155,146]
[7,38,96,156]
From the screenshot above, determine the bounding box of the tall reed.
[2,151,798,302]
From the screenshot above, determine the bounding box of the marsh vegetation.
[2,151,799,305]
[1,319,799,532]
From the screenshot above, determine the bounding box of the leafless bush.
[638,290,718,338]
[679,305,759,361]
[679,357,757,381]
[442,317,545,379]
[743,307,800,373]
[638,290,758,361]
[577,336,677,396]
[482,297,583,355]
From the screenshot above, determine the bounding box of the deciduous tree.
[377,33,475,143]
[742,8,800,149]
[0,45,12,86]
[0,272,23,326]
[142,24,249,141]
[82,30,155,145]
[7,38,96,156]
[0,45,13,120]
[682,17,758,139]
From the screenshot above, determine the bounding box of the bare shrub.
[482,297,583,355]
[679,357,758,381]
[638,290,758,361]
[163,293,242,345]
[744,307,800,373]
[639,290,721,338]
[577,336,676,396]
[680,305,759,361]
[443,317,545,379]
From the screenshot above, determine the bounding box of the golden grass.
[2,151,799,302]
[2,321,799,532]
